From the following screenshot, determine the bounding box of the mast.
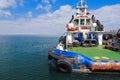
[81,0,84,6]
[76,0,88,15]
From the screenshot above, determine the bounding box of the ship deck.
[68,46,120,60]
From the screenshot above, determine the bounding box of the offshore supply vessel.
[48,0,120,73]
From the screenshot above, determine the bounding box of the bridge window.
[74,19,79,26]
[86,19,90,26]
[80,19,85,26]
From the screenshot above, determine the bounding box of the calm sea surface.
[0,35,119,80]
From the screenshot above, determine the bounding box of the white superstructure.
[65,0,104,47]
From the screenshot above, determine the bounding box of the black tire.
[117,34,120,38]
[117,29,120,38]
[57,59,72,73]
[73,42,81,47]
[91,40,98,47]
[103,34,113,40]
[48,54,53,60]
[112,48,119,51]
[83,40,91,47]
[104,45,107,49]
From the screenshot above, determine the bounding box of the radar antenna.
[80,0,85,6]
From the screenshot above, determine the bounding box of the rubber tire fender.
[48,54,53,60]
[103,34,113,40]
[48,50,53,60]
[57,58,72,73]
[91,40,98,46]
[117,29,120,38]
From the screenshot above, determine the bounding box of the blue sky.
[1,0,120,19]
[0,0,120,35]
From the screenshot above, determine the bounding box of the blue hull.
[48,49,120,73]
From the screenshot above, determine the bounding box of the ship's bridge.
[66,0,104,33]
[73,17,91,28]
[66,14,91,32]
[66,0,92,32]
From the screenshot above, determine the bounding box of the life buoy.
[75,27,79,30]
[86,12,90,15]
[57,58,72,73]
[66,24,79,31]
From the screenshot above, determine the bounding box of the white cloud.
[44,4,52,12]
[0,5,73,35]
[35,4,52,12]
[0,4,120,35]
[36,0,53,12]
[0,0,24,18]
[28,11,32,18]
[0,0,16,9]
[42,0,50,4]
[35,4,43,10]
[91,4,120,30]
[0,0,18,17]
[42,0,56,4]
[0,10,12,17]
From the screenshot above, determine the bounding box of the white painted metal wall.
[66,33,73,44]
[98,33,103,45]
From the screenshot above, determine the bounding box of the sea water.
[0,35,119,80]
